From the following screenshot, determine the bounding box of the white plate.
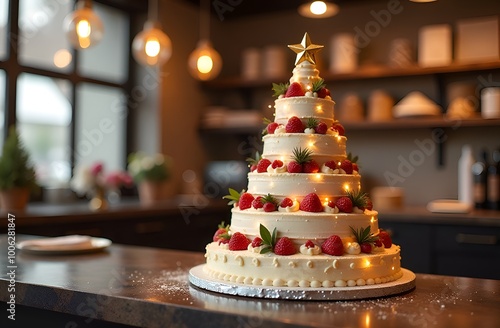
[17,237,112,255]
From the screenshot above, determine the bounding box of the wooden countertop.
[1,235,499,328]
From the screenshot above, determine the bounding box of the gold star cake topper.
[288,32,324,65]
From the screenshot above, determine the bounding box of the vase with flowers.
[128,152,172,206]
[70,162,132,211]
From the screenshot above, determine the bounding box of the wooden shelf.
[203,61,500,90]
[343,117,500,131]
[199,117,500,134]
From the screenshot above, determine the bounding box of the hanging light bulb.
[64,0,104,49]
[132,0,172,66]
[298,1,339,18]
[188,0,223,80]
[188,39,222,80]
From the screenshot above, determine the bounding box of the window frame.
[0,0,147,185]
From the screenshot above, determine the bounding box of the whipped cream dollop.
[278,200,300,212]
[300,244,322,255]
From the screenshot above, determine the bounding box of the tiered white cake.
[204,33,402,289]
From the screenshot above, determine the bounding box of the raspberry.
[251,237,263,248]
[257,159,272,173]
[315,122,328,134]
[238,193,254,210]
[272,159,284,169]
[287,161,303,173]
[267,122,279,134]
[339,160,353,174]
[303,160,319,173]
[280,197,294,208]
[263,202,276,212]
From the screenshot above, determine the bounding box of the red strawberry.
[335,196,353,213]
[317,87,330,99]
[285,82,305,97]
[339,160,353,174]
[213,222,230,243]
[315,122,328,134]
[364,198,373,211]
[280,197,294,208]
[305,240,315,248]
[274,237,297,255]
[321,235,344,256]
[285,116,305,133]
[378,230,392,248]
[327,199,336,208]
[331,123,345,136]
[267,122,279,134]
[360,242,372,254]
[250,164,257,172]
[251,237,263,248]
[272,159,284,169]
[263,202,276,212]
[239,193,255,210]
[257,158,272,173]
[252,196,263,209]
[352,163,359,172]
[229,232,250,251]
[324,160,337,170]
[299,193,324,212]
[303,160,319,173]
[287,161,303,173]
[374,239,383,248]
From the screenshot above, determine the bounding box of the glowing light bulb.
[76,19,91,38]
[132,22,172,66]
[63,1,104,50]
[343,183,350,192]
[145,37,161,57]
[188,39,222,81]
[197,55,214,74]
[308,141,315,148]
[310,1,327,15]
[364,259,371,268]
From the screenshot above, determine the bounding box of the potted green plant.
[0,127,39,211]
[128,152,173,205]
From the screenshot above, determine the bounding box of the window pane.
[16,73,72,186]
[18,0,73,72]
[0,0,8,60]
[78,3,129,83]
[75,83,126,171]
[0,70,5,148]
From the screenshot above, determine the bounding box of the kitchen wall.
[154,0,500,205]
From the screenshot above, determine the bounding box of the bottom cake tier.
[205,242,402,288]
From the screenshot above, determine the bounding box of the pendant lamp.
[132,0,172,66]
[64,0,104,49]
[188,0,222,81]
[298,1,339,18]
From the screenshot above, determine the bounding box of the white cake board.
[189,265,416,301]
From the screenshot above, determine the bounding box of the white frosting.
[262,133,346,164]
[230,208,379,244]
[205,242,402,288]
[247,172,361,200]
[289,61,322,87]
[274,97,335,127]
[278,199,300,212]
